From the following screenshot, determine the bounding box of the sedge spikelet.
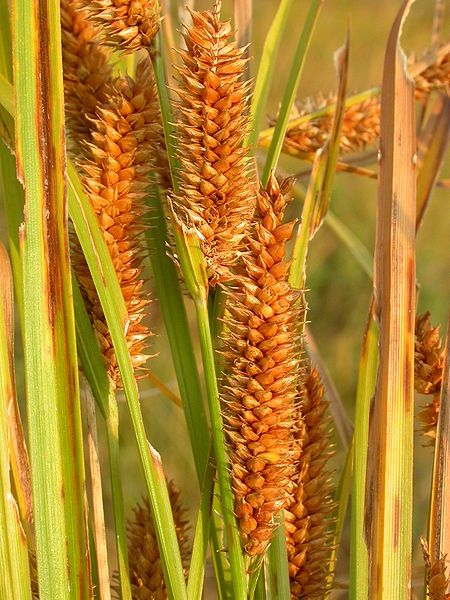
[221,175,301,556]
[61,0,114,151]
[285,364,335,599]
[172,2,256,285]
[421,539,450,600]
[415,312,444,442]
[414,47,450,99]
[75,0,160,53]
[126,483,189,599]
[281,46,449,158]
[282,93,380,158]
[72,58,158,385]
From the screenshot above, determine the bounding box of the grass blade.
[266,516,290,600]
[12,0,90,595]
[104,387,132,600]
[186,458,214,600]
[366,2,416,597]
[194,296,247,600]
[0,243,32,600]
[289,37,349,290]
[67,159,188,600]
[261,0,323,186]
[245,0,294,148]
[349,302,379,599]
[146,183,210,483]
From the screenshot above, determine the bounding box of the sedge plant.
[0,1,449,599]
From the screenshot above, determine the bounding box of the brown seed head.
[75,0,160,53]
[414,47,450,100]
[126,482,189,599]
[285,364,335,599]
[415,312,444,395]
[221,175,302,556]
[421,539,450,600]
[283,93,380,158]
[415,312,444,444]
[172,3,256,285]
[61,0,114,152]
[72,58,159,385]
[281,46,450,158]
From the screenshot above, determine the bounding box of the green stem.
[245,0,294,149]
[146,183,209,483]
[186,456,215,600]
[194,297,247,600]
[266,515,290,599]
[261,0,323,186]
[349,303,379,599]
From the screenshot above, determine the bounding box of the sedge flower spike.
[172,2,256,285]
[75,0,161,53]
[71,59,159,385]
[61,0,114,152]
[221,175,301,556]
[125,483,189,599]
[285,365,335,599]
[415,312,444,443]
[280,46,449,159]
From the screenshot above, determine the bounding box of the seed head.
[61,0,114,152]
[280,46,450,158]
[282,93,380,158]
[415,312,444,395]
[221,175,301,556]
[415,312,444,443]
[172,3,256,285]
[285,365,335,599]
[72,59,159,385]
[75,0,161,53]
[421,539,450,600]
[126,483,189,599]
[414,47,450,100]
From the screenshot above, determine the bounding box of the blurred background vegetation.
[1,0,448,596]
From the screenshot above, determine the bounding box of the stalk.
[194,296,247,599]
[245,0,294,149]
[68,159,188,599]
[186,458,215,600]
[261,0,323,185]
[349,303,378,599]
[266,516,290,599]
[146,182,209,483]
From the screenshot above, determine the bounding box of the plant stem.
[349,303,378,599]
[194,297,247,600]
[266,515,290,599]
[261,0,323,186]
